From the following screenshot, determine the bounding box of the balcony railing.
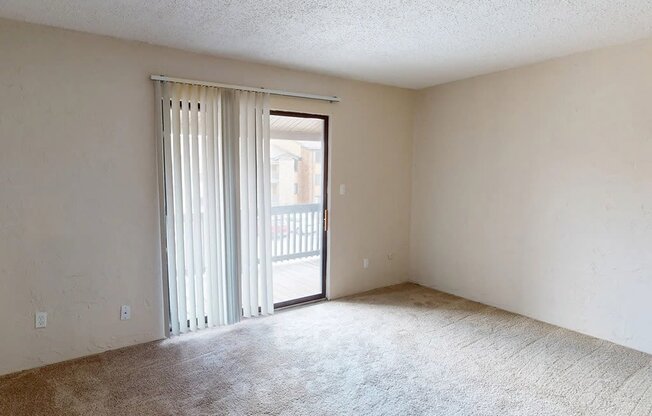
[271,203,322,262]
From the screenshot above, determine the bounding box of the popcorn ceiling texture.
[1,284,651,415]
[1,1,652,88]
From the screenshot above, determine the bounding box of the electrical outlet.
[363,258,369,269]
[387,253,394,261]
[120,305,131,321]
[339,184,346,195]
[35,312,47,329]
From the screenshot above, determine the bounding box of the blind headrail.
[151,75,340,103]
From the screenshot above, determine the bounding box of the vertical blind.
[239,92,274,317]
[155,81,273,335]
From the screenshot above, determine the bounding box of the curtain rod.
[151,75,341,103]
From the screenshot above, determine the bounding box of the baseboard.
[406,278,652,356]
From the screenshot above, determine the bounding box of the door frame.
[271,110,329,309]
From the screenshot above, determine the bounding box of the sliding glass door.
[269,111,328,308]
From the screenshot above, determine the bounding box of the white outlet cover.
[339,184,346,195]
[363,258,369,269]
[120,305,131,320]
[35,312,47,329]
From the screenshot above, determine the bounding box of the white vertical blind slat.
[239,92,251,317]
[255,94,269,313]
[180,84,198,331]
[171,84,188,334]
[261,94,274,313]
[254,93,266,312]
[214,90,226,326]
[246,93,258,316]
[199,86,214,328]
[204,88,215,327]
[189,85,206,329]
[161,83,180,335]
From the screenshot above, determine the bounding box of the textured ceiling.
[2,1,652,88]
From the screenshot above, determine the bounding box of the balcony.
[271,203,324,305]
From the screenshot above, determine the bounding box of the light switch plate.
[363,258,369,269]
[339,184,346,195]
[35,312,47,329]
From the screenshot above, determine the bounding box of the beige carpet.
[1,283,651,415]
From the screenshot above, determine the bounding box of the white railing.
[271,203,322,262]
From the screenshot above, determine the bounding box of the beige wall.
[410,38,652,354]
[0,18,415,375]
[7,13,649,377]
